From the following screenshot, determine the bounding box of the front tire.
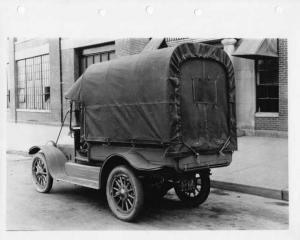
[174,171,210,207]
[31,153,53,193]
[106,165,144,222]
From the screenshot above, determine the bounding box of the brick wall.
[255,117,279,130]
[255,39,288,132]
[15,111,53,124]
[278,39,288,131]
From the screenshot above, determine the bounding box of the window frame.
[255,58,279,114]
[16,54,51,111]
[79,50,116,75]
[192,77,217,105]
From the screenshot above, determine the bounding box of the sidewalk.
[6,122,72,152]
[6,122,288,201]
[211,136,288,201]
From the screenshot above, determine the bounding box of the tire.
[174,171,210,207]
[31,152,53,193]
[106,165,144,222]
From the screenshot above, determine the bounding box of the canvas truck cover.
[65,42,237,155]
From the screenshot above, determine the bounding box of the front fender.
[29,141,57,155]
[31,145,68,179]
[29,145,41,155]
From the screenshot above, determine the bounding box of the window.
[17,54,50,110]
[80,50,116,74]
[256,58,279,113]
[192,77,217,104]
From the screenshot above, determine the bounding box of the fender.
[99,150,165,189]
[29,145,68,179]
[105,151,164,171]
[28,141,57,155]
[29,145,42,155]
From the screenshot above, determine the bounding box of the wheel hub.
[36,165,44,175]
[120,188,126,194]
[119,188,128,199]
[32,157,48,188]
[179,178,197,192]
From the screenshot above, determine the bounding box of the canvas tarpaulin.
[65,42,237,155]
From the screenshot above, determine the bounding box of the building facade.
[6,38,288,137]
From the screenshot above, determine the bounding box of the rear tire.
[31,153,53,193]
[174,171,210,207]
[106,165,144,222]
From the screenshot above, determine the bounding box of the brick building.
[6,38,288,137]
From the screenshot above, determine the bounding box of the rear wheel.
[174,171,210,207]
[31,153,53,193]
[106,165,144,222]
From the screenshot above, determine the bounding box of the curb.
[211,180,289,202]
[6,150,29,157]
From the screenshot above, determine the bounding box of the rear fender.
[99,151,164,189]
[106,151,164,171]
[30,145,68,179]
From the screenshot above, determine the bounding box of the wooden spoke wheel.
[31,153,53,193]
[106,165,144,222]
[174,171,210,207]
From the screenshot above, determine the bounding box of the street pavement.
[6,153,288,230]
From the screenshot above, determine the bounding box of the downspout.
[59,37,63,124]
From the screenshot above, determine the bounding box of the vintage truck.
[29,42,237,221]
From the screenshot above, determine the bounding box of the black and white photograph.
[0,0,299,239]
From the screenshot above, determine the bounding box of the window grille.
[16,55,50,110]
[256,58,279,113]
[80,50,115,74]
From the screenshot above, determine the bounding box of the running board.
[57,162,101,189]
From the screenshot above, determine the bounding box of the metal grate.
[256,58,279,113]
[17,54,50,110]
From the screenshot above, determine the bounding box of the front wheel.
[174,171,210,207]
[106,165,144,222]
[31,153,53,193]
